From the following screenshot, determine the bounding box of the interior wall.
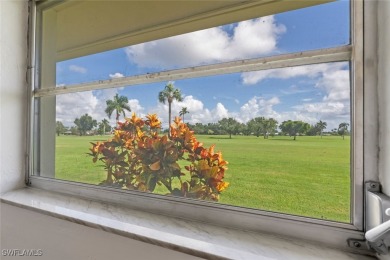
[0,0,28,193]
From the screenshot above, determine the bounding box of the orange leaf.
[216,181,229,192]
[208,145,215,156]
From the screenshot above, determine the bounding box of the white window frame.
[27,0,367,252]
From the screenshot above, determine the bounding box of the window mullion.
[34,45,352,98]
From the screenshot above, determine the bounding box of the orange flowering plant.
[89,113,229,201]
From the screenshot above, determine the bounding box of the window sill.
[0,188,374,260]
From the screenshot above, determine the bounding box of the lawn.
[55,134,350,222]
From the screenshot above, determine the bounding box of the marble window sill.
[0,188,374,260]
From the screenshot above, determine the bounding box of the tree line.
[187,118,349,140]
[55,82,350,140]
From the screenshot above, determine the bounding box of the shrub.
[89,113,229,201]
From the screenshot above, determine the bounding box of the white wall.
[0,0,28,194]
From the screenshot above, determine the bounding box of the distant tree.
[70,126,79,135]
[74,114,97,136]
[264,118,278,139]
[190,123,205,134]
[207,123,221,135]
[218,117,239,139]
[158,82,183,137]
[306,125,318,136]
[338,122,349,140]
[247,117,278,139]
[279,120,310,140]
[247,117,265,137]
[97,119,112,135]
[179,107,189,123]
[315,120,327,138]
[105,94,131,123]
[56,121,67,136]
[239,123,251,136]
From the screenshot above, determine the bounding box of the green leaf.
[117,161,129,167]
[147,175,157,192]
[169,162,181,171]
[160,178,172,191]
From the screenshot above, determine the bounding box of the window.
[29,0,364,249]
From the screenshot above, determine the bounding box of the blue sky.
[56,1,350,130]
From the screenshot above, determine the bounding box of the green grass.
[55,134,350,222]
[55,135,109,185]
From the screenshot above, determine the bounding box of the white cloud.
[185,102,229,125]
[213,95,240,104]
[57,89,117,127]
[280,85,314,95]
[69,65,87,74]
[278,111,318,126]
[56,91,99,126]
[235,93,349,130]
[226,17,286,58]
[241,63,345,85]
[150,95,232,128]
[239,96,280,123]
[294,102,347,115]
[128,99,145,117]
[227,96,317,126]
[175,95,205,112]
[291,101,350,130]
[125,16,286,69]
[240,62,350,130]
[213,103,229,120]
[109,72,124,78]
[317,69,350,102]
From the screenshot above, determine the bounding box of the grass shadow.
[266,138,297,141]
[207,136,234,140]
[92,139,110,142]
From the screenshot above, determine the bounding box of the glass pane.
[36,61,351,222]
[55,1,350,86]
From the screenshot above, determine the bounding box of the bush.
[89,113,229,201]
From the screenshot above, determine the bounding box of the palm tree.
[338,122,349,140]
[105,94,131,123]
[100,118,110,135]
[158,82,183,136]
[315,120,327,138]
[179,107,189,123]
